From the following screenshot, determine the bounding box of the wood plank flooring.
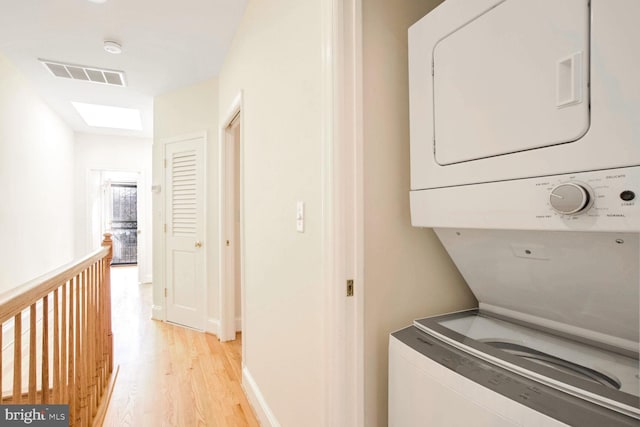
[101,267,258,427]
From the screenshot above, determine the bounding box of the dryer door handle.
[556,51,583,108]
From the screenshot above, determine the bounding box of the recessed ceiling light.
[87,0,108,4]
[72,102,142,131]
[104,41,122,54]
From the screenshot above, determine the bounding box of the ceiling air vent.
[39,59,126,87]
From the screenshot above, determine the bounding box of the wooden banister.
[0,233,115,427]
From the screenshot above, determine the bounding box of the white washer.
[389,227,640,426]
[389,317,639,427]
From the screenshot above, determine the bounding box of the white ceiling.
[0,0,248,138]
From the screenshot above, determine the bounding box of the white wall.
[0,53,75,292]
[74,133,152,283]
[217,0,325,425]
[152,78,219,326]
[361,0,477,425]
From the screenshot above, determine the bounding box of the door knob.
[195,241,203,248]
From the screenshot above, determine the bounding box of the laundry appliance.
[390,0,640,425]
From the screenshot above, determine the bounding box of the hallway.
[102,267,258,426]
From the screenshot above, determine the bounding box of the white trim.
[207,318,220,335]
[152,138,166,323]
[202,318,240,340]
[353,0,365,423]
[218,92,245,343]
[242,366,281,427]
[321,0,337,422]
[151,304,164,321]
[322,0,363,425]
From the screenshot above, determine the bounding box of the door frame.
[219,92,245,343]
[85,168,148,281]
[322,0,363,425]
[159,132,208,328]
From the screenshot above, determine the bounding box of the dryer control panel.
[410,166,640,231]
[537,169,638,227]
[549,182,593,215]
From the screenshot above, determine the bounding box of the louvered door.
[164,136,206,330]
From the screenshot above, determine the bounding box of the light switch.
[296,201,304,233]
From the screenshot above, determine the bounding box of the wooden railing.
[0,234,115,427]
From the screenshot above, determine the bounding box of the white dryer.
[391,0,640,425]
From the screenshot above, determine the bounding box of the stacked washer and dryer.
[389,0,640,426]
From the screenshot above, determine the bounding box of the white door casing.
[219,92,244,343]
[323,0,363,425]
[165,134,207,330]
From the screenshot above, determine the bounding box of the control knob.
[549,182,593,215]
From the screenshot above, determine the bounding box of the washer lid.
[414,310,640,418]
[433,228,640,351]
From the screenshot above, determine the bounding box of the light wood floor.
[101,267,258,427]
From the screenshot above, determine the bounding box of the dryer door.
[433,0,589,165]
[409,0,640,191]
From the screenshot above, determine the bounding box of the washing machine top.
[433,228,640,353]
[415,309,640,419]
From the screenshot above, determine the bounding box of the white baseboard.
[151,305,163,321]
[208,317,241,335]
[242,366,280,427]
[207,318,220,336]
[142,274,152,284]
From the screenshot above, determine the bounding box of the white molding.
[221,92,243,129]
[322,0,363,425]
[142,274,152,285]
[151,304,164,321]
[242,366,280,427]
[218,91,245,343]
[321,0,341,425]
[207,318,220,335]
[203,318,238,336]
[353,0,365,424]
[152,138,166,330]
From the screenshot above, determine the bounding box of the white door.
[165,135,206,330]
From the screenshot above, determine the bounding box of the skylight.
[71,102,142,131]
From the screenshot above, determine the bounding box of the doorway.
[110,183,138,265]
[220,95,243,343]
[87,169,148,283]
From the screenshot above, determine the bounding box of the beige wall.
[152,77,220,326]
[217,0,325,425]
[361,0,477,425]
[0,53,75,291]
